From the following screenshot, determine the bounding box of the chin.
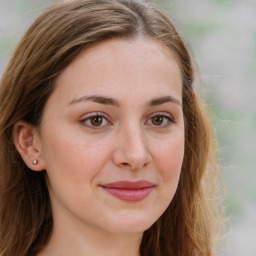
[104,212,156,234]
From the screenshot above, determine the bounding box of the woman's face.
[38,38,184,234]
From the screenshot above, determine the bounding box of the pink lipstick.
[101,180,154,201]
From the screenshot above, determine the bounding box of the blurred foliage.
[15,0,29,13]
[185,21,222,37]
[225,194,243,217]
[0,37,12,52]
[248,31,256,72]
[210,0,233,8]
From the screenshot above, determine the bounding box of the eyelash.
[146,112,175,128]
[79,112,175,129]
[79,112,112,129]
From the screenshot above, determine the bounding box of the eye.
[146,113,174,128]
[80,113,111,129]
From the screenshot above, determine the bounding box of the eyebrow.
[68,95,182,107]
[68,95,120,106]
[148,96,182,107]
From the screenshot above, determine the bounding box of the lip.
[100,180,154,202]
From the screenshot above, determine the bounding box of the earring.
[32,159,38,165]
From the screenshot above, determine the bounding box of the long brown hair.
[0,0,222,255]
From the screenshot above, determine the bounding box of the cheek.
[153,133,184,189]
[40,126,111,185]
[40,128,113,214]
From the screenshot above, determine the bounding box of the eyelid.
[80,111,109,118]
[147,112,175,121]
[79,112,112,129]
[78,111,175,130]
[145,112,175,127]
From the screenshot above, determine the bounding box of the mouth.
[100,180,155,202]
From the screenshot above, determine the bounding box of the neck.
[38,217,142,256]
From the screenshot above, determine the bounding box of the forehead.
[50,37,182,107]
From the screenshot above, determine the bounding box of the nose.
[112,126,152,171]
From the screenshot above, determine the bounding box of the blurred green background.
[0,0,255,255]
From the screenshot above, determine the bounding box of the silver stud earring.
[32,159,38,165]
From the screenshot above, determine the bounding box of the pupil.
[92,116,102,126]
[153,116,163,125]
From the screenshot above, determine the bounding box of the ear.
[13,121,45,171]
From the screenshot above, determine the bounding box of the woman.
[0,0,222,255]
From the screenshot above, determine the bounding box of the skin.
[16,37,185,256]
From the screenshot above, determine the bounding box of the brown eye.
[146,113,174,128]
[90,116,103,126]
[151,116,164,126]
[80,113,110,129]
